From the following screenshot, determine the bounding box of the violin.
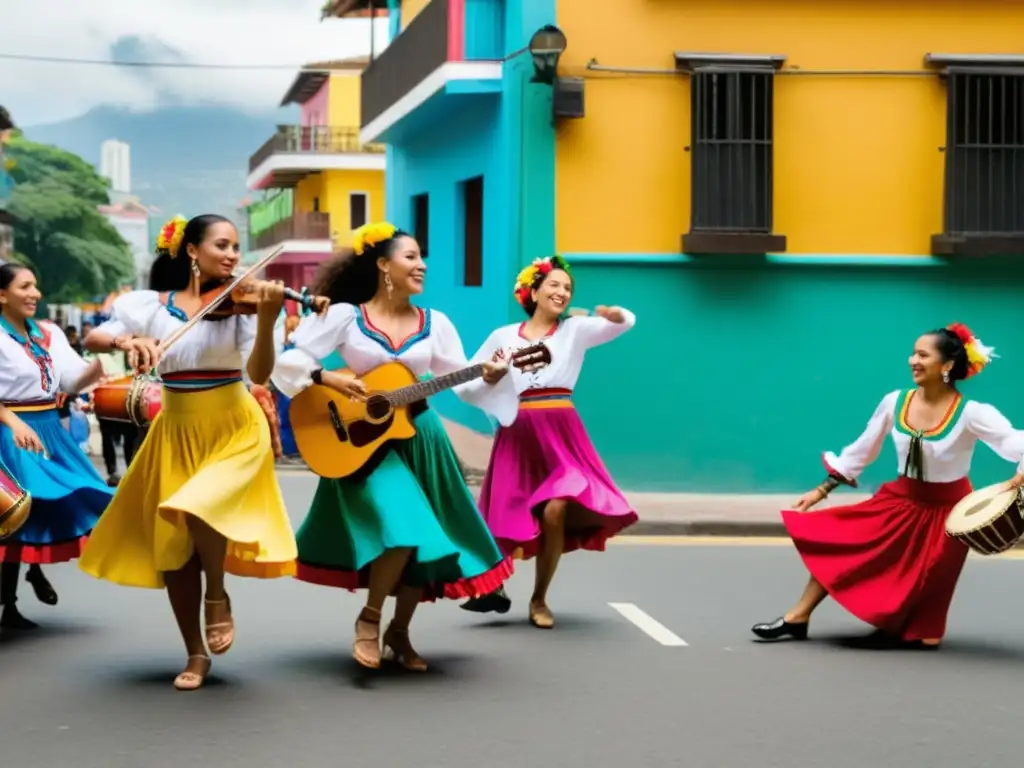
[199,278,330,319]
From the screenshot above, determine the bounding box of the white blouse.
[453,309,636,426]
[272,303,516,419]
[0,321,92,402]
[106,290,259,376]
[824,389,1024,485]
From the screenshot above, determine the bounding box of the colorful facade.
[246,58,386,305]
[348,0,1024,493]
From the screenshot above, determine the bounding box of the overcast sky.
[1,0,389,125]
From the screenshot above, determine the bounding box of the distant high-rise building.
[100,139,131,194]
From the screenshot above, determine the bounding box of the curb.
[626,520,788,538]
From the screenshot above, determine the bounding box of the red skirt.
[782,475,971,641]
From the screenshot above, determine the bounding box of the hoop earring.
[942,371,950,384]
[384,272,393,300]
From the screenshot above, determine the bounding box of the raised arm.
[821,390,899,488]
[966,402,1024,476]
[572,306,636,351]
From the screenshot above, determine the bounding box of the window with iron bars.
[683,67,786,254]
[944,71,1024,235]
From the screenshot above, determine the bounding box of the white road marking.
[608,602,688,646]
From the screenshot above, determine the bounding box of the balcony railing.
[362,0,449,129]
[249,211,331,251]
[248,126,385,173]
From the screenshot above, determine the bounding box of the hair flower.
[156,214,188,258]
[352,222,398,255]
[947,322,998,378]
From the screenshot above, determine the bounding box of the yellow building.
[336,0,1024,494]
[245,57,386,292]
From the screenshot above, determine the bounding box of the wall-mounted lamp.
[528,25,567,85]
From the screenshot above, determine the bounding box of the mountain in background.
[23,104,299,225]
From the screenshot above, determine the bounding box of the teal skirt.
[294,408,513,601]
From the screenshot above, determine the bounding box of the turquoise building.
[332,0,1024,494]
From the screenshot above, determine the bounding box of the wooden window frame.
[926,54,1024,257]
[676,52,787,255]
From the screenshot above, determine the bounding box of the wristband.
[311,368,324,385]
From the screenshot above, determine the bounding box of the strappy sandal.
[204,595,234,655]
[382,623,428,672]
[173,655,211,691]
[26,567,58,606]
[353,607,382,669]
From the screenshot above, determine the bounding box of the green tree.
[5,136,135,302]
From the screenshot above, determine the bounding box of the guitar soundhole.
[365,394,392,422]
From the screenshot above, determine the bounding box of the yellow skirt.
[79,382,297,589]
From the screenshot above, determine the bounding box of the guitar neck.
[387,363,485,406]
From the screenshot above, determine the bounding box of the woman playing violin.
[79,214,298,691]
[272,221,515,672]
[0,262,110,630]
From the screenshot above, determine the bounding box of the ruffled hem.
[294,556,515,602]
[499,513,638,561]
[0,534,90,564]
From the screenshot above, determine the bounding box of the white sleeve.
[967,402,1024,473]
[236,315,258,365]
[572,307,636,351]
[92,318,128,337]
[271,303,353,398]
[451,325,520,427]
[44,322,91,393]
[110,290,161,337]
[821,391,899,486]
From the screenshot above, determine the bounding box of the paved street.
[5,473,1024,767]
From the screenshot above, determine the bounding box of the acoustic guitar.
[289,343,551,479]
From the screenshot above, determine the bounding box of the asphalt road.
[5,474,1024,767]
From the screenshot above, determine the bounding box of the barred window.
[943,70,1024,235]
[690,68,775,233]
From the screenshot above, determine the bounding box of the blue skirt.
[0,407,112,563]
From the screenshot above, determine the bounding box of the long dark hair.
[311,232,413,306]
[148,214,233,293]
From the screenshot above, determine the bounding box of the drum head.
[946,483,1016,534]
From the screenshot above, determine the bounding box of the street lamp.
[528,25,567,85]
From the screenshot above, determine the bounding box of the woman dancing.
[79,214,298,690]
[0,262,111,629]
[272,221,515,671]
[752,323,1024,648]
[457,256,638,627]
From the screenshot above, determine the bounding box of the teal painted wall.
[559,258,1024,494]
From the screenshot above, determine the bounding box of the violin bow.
[157,246,285,354]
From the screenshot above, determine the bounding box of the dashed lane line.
[608,602,688,646]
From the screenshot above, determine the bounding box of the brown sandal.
[382,623,428,672]
[353,607,382,669]
[173,655,211,691]
[204,595,234,655]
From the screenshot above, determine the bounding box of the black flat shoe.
[751,616,809,641]
[459,587,512,614]
[26,568,58,606]
[0,605,39,631]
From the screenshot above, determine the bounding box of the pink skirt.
[477,388,638,559]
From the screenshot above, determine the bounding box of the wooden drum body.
[92,375,162,427]
[0,460,31,541]
[945,483,1024,555]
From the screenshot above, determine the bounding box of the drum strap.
[904,430,925,480]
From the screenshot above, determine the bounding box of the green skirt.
[294,408,513,600]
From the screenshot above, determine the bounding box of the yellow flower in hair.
[516,264,538,288]
[352,221,398,255]
[156,214,188,258]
